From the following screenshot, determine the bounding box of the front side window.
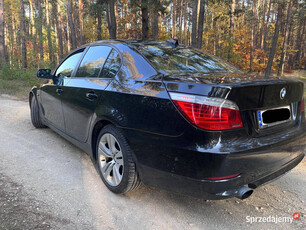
[75,46,112,78]
[100,49,121,79]
[55,49,84,78]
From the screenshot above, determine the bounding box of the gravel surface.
[0,95,305,230]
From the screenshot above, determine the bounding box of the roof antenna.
[166,38,179,47]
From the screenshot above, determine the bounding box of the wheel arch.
[91,119,114,161]
[29,86,38,107]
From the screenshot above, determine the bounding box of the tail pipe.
[217,186,253,200]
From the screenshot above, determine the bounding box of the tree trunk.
[197,0,205,49]
[152,10,159,40]
[263,0,271,51]
[107,0,117,39]
[0,0,4,65]
[295,19,305,67]
[278,0,293,75]
[259,0,267,49]
[141,0,149,41]
[52,0,64,60]
[78,0,84,44]
[229,0,235,46]
[45,0,53,64]
[265,1,283,78]
[20,0,27,68]
[183,2,188,45]
[38,0,44,62]
[97,3,102,40]
[191,0,198,47]
[179,0,183,41]
[250,0,256,72]
[67,0,77,50]
[172,0,176,38]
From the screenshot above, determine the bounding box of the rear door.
[40,49,85,130]
[61,45,121,142]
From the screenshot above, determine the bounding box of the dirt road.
[0,95,305,230]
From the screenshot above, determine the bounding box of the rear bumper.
[124,124,306,199]
[138,153,304,199]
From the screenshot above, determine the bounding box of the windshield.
[135,44,240,75]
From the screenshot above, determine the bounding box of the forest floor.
[0,95,305,229]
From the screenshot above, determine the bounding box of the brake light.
[169,92,243,131]
[301,97,304,114]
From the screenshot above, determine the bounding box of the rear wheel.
[96,125,142,194]
[30,96,47,128]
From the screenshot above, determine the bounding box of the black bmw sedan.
[30,40,305,200]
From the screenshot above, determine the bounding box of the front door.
[61,45,120,142]
[40,49,85,130]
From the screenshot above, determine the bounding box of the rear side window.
[99,49,121,79]
[75,46,112,78]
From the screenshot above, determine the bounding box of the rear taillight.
[169,92,243,131]
[301,97,304,115]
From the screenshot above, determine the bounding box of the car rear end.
[161,77,305,199]
[131,42,305,199]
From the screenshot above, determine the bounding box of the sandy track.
[0,95,305,230]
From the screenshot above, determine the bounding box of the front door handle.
[86,91,98,101]
[56,88,63,95]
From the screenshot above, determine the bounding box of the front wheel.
[30,96,47,128]
[96,125,142,194]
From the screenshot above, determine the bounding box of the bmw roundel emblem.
[280,88,286,99]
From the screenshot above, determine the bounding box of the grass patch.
[0,65,42,99]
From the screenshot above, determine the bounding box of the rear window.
[135,44,239,74]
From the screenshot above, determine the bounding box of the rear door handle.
[56,88,63,95]
[86,91,98,101]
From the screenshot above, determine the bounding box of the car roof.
[83,40,185,49]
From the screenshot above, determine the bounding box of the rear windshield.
[135,44,239,75]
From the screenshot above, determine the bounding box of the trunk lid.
[162,72,304,110]
[163,72,304,135]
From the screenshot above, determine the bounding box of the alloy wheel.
[98,133,124,186]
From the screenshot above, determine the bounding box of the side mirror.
[37,69,53,79]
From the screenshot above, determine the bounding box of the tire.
[96,124,142,194]
[30,96,47,128]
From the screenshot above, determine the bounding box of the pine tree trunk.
[45,0,53,64]
[0,0,5,65]
[172,0,176,38]
[229,0,235,54]
[183,2,188,45]
[250,0,256,72]
[263,0,271,52]
[20,0,27,68]
[52,0,64,60]
[278,0,293,75]
[38,0,44,62]
[265,1,283,78]
[78,0,84,44]
[67,0,77,50]
[259,0,267,49]
[197,0,205,49]
[97,4,102,40]
[152,10,159,40]
[141,0,149,41]
[108,0,117,39]
[191,0,198,47]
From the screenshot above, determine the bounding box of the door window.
[55,49,84,79]
[99,49,121,79]
[75,46,112,78]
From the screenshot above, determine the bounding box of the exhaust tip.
[236,187,253,200]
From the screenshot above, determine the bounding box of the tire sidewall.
[96,125,134,194]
